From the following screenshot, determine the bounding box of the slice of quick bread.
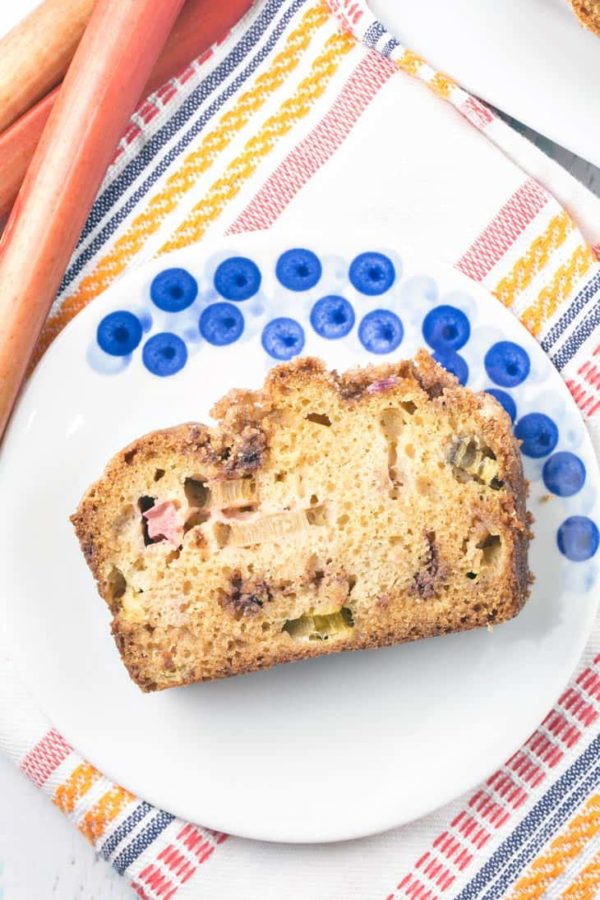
[570,0,600,35]
[72,352,531,691]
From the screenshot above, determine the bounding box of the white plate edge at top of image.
[369,0,600,171]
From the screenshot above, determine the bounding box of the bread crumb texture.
[72,352,531,691]
[571,0,600,34]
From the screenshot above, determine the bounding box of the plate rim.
[1,231,598,843]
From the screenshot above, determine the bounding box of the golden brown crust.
[570,0,600,35]
[72,352,531,691]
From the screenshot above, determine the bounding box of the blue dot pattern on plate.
[543,452,586,497]
[486,388,517,422]
[433,351,468,385]
[97,310,142,356]
[514,413,559,458]
[214,256,261,301]
[484,341,530,387]
[422,305,470,352]
[262,317,305,360]
[199,302,244,346]
[150,267,198,312]
[276,248,322,291]
[310,295,355,339]
[557,516,599,561]
[349,252,395,296]
[358,309,403,354]
[142,332,187,376]
[90,248,600,585]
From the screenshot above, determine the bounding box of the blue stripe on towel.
[456,734,600,900]
[60,0,306,294]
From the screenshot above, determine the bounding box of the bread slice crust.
[570,0,600,35]
[72,351,531,691]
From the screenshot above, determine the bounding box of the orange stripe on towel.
[54,762,101,815]
[506,793,600,899]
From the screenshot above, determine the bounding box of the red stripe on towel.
[456,179,549,282]
[20,728,72,787]
[228,50,394,233]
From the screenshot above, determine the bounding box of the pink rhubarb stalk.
[0,89,56,221]
[0,0,186,438]
[0,0,253,221]
[0,0,96,134]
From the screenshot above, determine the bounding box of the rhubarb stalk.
[0,89,57,221]
[0,0,185,437]
[0,0,96,134]
[0,0,253,221]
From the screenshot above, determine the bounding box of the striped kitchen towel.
[1,0,599,896]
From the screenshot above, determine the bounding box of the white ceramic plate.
[370,0,600,169]
[4,0,599,169]
[1,233,598,843]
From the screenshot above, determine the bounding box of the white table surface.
[1,2,599,899]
